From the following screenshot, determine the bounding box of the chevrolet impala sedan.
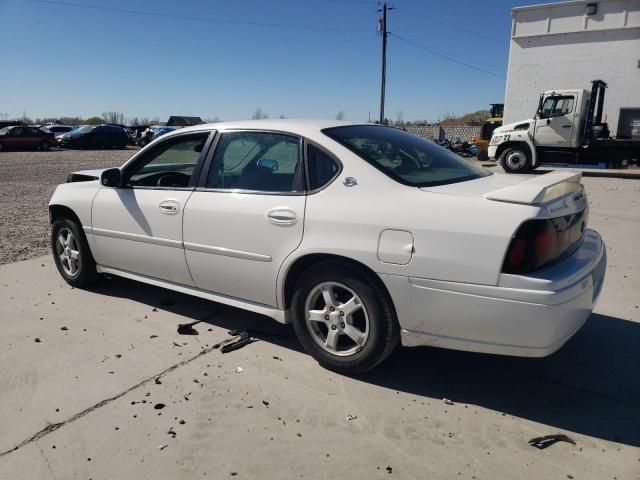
[49,120,606,373]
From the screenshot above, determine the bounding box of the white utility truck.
[489,80,639,173]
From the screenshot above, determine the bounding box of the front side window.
[323,125,490,187]
[540,95,574,118]
[206,131,302,192]
[125,133,209,188]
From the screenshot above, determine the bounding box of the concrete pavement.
[1,175,639,479]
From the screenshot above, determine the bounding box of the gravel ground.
[0,148,136,265]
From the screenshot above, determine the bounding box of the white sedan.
[49,120,606,373]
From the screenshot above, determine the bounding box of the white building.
[504,0,640,136]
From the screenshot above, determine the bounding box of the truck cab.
[489,80,638,173]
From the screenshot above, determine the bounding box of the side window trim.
[121,130,214,190]
[303,139,343,194]
[197,129,306,195]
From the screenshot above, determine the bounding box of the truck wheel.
[292,262,399,375]
[500,147,531,173]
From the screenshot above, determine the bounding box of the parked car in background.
[137,126,177,147]
[48,120,605,374]
[0,126,57,151]
[58,124,127,149]
[40,125,75,138]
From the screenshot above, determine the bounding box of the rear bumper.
[380,229,606,357]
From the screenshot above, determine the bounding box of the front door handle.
[562,125,572,129]
[159,199,180,215]
[267,208,297,225]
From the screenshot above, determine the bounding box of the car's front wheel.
[51,218,98,287]
[292,263,399,374]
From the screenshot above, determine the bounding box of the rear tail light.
[502,209,587,274]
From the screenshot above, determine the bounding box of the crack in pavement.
[36,441,58,480]
[0,342,220,458]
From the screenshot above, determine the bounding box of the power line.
[22,0,374,33]
[389,33,506,78]
[397,7,504,44]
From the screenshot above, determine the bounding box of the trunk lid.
[421,171,587,217]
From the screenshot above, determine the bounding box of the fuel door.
[377,229,414,265]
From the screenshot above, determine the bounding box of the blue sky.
[1,0,534,122]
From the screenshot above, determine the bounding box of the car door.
[534,95,576,148]
[183,130,306,307]
[2,127,21,149]
[90,131,213,285]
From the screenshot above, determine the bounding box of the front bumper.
[380,229,606,357]
[488,145,498,160]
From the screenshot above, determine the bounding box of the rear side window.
[323,125,490,187]
[307,144,339,190]
[206,132,303,192]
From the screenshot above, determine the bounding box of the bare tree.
[335,111,345,121]
[0,113,8,120]
[395,110,403,126]
[252,108,268,120]
[102,111,125,125]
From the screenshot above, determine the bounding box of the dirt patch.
[0,148,136,265]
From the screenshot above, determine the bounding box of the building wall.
[504,0,640,133]
[405,125,481,142]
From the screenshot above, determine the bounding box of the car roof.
[166,119,362,137]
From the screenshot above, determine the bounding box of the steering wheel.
[156,172,191,187]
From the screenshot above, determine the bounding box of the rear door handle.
[159,199,180,215]
[267,208,297,225]
[562,125,572,129]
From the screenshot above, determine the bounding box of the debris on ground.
[154,378,162,385]
[273,356,282,361]
[167,428,176,438]
[443,398,454,406]
[150,335,158,339]
[386,465,393,474]
[172,342,182,347]
[262,400,270,407]
[528,434,577,449]
[158,444,168,450]
[154,403,166,410]
[179,419,186,425]
[221,331,257,353]
[345,414,357,421]
[177,320,202,335]
[234,367,244,373]
[34,337,41,343]
[115,354,122,359]
[60,326,68,331]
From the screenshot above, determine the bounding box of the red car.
[0,126,58,151]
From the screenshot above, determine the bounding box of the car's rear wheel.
[292,263,399,374]
[500,147,531,173]
[51,218,98,287]
[40,141,51,151]
[0,142,5,152]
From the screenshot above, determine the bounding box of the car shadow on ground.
[91,276,640,447]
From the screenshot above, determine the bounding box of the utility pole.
[378,2,393,125]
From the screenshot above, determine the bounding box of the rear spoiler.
[484,171,582,205]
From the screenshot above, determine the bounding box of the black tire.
[499,146,531,173]
[40,141,51,151]
[292,262,399,375]
[51,217,98,288]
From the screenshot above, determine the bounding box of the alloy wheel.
[304,281,369,357]
[56,228,80,276]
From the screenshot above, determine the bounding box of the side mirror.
[101,168,122,188]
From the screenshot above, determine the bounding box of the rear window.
[323,125,490,187]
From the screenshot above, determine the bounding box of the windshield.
[0,127,9,135]
[72,125,96,135]
[323,125,490,187]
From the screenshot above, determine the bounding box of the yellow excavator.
[473,103,503,160]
